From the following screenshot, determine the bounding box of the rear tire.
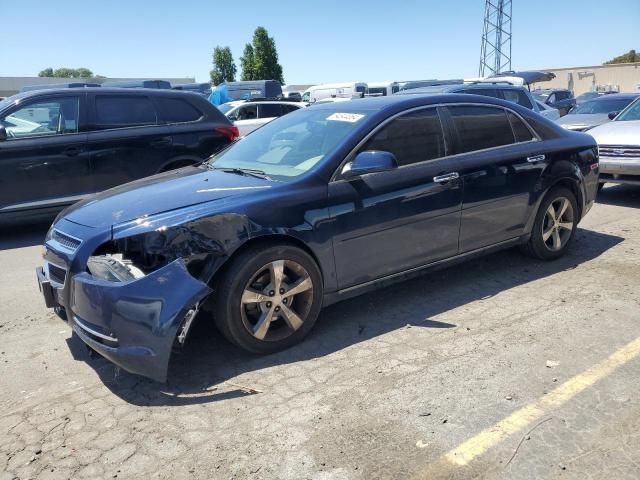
[520,187,578,260]
[213,244,323,354]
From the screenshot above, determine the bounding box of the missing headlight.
[87,254,146,282]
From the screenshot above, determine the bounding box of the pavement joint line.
[442,335,640,467]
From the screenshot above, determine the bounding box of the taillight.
[215,126,239,142]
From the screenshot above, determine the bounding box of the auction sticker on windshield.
[326,113,365,123]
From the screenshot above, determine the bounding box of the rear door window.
[360,108,446,166]
[500,89,534,109]
[94,95,157,129]
[234,104,257,121]
[447,105,515,153]
[258,104,283,119]
[155,97,202,123]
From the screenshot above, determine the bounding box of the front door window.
[1,97,79,139]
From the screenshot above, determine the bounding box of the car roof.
[306,93,528,113]
[397,82,530,95]
[590,92,640,101]
[5,87,199,102]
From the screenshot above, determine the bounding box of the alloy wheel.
[240,260,314,342]
[542,197,574,252]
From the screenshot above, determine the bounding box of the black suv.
[0,88,237,221]
[532,89,576,116]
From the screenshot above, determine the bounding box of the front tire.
[213,244,323,354]
[520,187,578,260]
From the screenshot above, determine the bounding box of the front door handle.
[527,154,546,163]
[433,172,460,184]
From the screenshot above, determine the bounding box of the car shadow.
[597,183,640,208]
[0,220,51,250]
[74,227,624,406]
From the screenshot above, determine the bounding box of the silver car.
[587,96,640,187]
[557,93,639,132]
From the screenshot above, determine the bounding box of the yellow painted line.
[445,336,640,466]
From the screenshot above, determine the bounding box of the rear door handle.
[527,154,546,163]
[150,137,172,148]
[63,147,82,157]
[433,172,460,184]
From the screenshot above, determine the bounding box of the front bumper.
[39,257,211,382]
[599,157,640,178]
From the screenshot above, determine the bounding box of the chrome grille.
[599,145,640,159]
[51,229,82,251]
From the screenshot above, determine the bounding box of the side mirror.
[0,126,6,142]
[341,151,398,179]
[608,111,619,120]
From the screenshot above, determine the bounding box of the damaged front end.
[44,209,252,382]
[70,259,211,382]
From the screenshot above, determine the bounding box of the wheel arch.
[208,233,326,290]
[525,174,584,234]
[547,176,585,220]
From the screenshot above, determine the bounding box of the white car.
[218,101,305,136]
[535,100,561,121]
[301,82,367,103]
[587,97,640,187]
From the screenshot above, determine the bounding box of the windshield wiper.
[212,166,272,180]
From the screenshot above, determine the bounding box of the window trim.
[1,95,82,141]
[330,102,541,182]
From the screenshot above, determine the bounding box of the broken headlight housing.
[87,254,146,282]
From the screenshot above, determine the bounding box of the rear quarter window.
[507,111,536,142]
[156,97,202,123]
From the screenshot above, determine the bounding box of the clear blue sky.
[4,0,639,84]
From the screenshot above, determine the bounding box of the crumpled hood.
[62,166,274,228]
[587,120,640,145]
[557,113,609,130]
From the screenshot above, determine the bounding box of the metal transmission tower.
[478,0,512,77]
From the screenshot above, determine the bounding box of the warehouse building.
[539,62,640,95]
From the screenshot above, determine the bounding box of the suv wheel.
[521,187,578,260]
[213,244,323,353]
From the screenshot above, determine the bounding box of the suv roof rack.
[465,80,516,85]
[21,82,101,92]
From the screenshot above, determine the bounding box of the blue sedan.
[37,94,600,382]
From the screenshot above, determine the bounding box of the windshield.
[615,98,640,121]
[207,108,369,180]
[571,98,635,115]
[532,91,550,101]
[0,97,12,112]
[217,103,235,114]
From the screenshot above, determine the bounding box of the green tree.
[240,27,284,82]
[40,67,95,78]
[210,46,237,85]
[240,44,256,81]
[604,49,639,64]
[75,68,93,78]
